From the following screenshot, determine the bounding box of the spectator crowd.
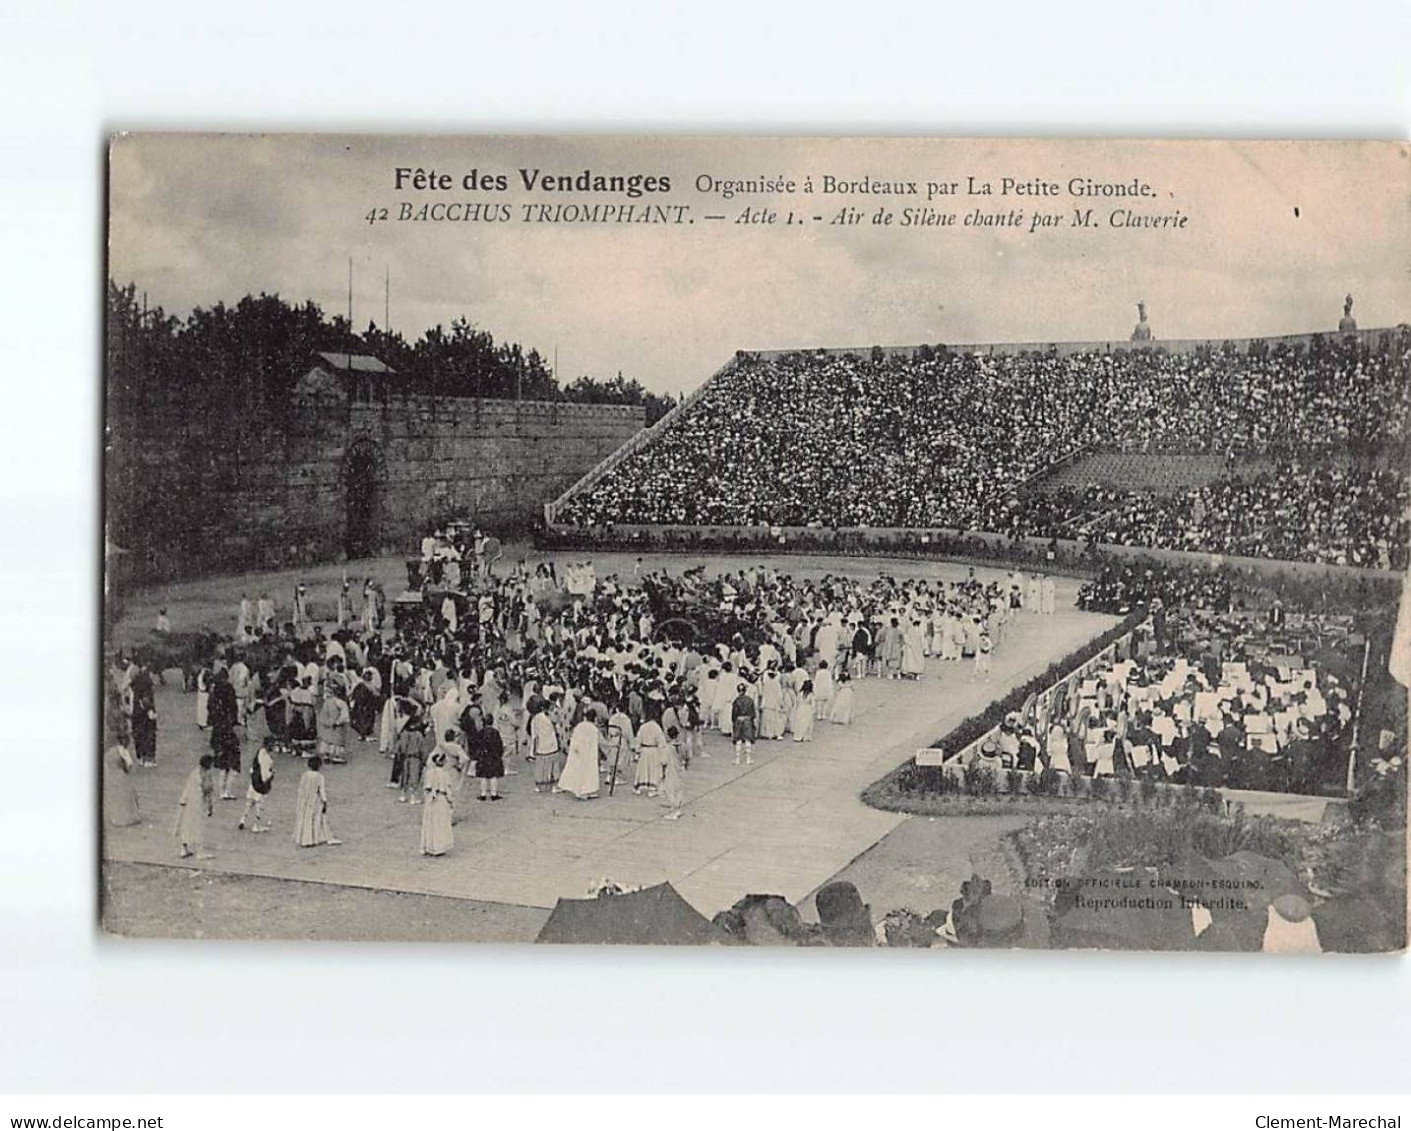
[559,336,1409,569]
[1077,560,1237,617]
[987,462,1409,569]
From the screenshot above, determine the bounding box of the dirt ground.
[801,813,1051,947]
[101,862,550,942]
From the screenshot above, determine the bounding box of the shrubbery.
[874,758,1229,815]
[1016,806,1301,878]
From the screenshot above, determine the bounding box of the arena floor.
[102,547,1118,942]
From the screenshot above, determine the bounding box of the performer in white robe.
[293,758,340,847]
[829,673,854,725]
[943,615,964,661]
[559,714,602,799]
[317,691,350,763]
[173,759,213,857]
[812,662,835,719]
[257,594,275,636]
[659,733,685,820]
[420,753,455,856]
[633,716,668,794]
[362,582,379,632]
[529,705,562,790]
[783,663,807,733]
[758,671,787,739]
[479,670,500,720]
[901,622,926,678]
[430,685,461,744]
[378,696,401,756]
[973,629,993,680]
[412,667,434,709]
[699,670,722,735]
[790,683,816,742]
[604,706,634,784]
[493,696,521,764]
[1046,722,1071,773]
[230,658,254,732]
[814,620,839,670]
[712,668,735,736]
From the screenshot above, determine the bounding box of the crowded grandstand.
[554,329,1410,570]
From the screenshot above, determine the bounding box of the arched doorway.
[344,437,385,560]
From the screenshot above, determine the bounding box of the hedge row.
[887,763,1227,814]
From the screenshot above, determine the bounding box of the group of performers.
[104,554,1045,861]
[407,525,494,591]
[230,578,386,643]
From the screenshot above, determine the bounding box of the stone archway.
[344,436,386,560]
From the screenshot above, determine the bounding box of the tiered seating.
[558,334,1410,568]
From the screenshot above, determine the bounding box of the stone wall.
[107,390,643,583]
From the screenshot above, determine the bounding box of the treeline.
[106,280,676,424]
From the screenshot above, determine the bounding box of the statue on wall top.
[1131,300,1152,342]
[1339,293,1357,332]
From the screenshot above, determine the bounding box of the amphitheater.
[103,315,1409,948]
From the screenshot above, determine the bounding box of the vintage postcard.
[103,135,1408,950]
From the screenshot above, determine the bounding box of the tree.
[562,370,675,424]
[106,278,666,415]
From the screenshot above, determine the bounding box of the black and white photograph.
[9,0,1411,1115]
[100,134,1409,952]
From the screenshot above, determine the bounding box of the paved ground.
[103,548,1117,939]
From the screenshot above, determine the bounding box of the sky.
[108,135,1410,397]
